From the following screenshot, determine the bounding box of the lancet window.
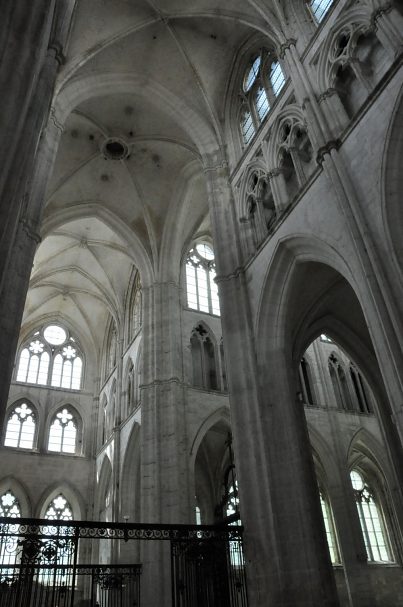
[185,243,220,315]
[308,0,334,23]
[240,50,286,145]
[319,489,340,564]
[350,470,393,563]
[4,401,36,449]
[48,408,78,454]
[190,324,218,391]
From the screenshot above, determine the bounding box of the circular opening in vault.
[102,138,128,160]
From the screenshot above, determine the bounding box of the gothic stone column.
[0,1,76,432]
[204,155,339,607]
[140,281,191,607]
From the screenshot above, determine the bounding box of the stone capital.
[316,139,341,166]
[279,38,297,60]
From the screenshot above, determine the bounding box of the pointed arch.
[190,321,219,390]
[37,482,84,520]
[4,399,38,450]
[0,477,31,517]
[120,423,141,523]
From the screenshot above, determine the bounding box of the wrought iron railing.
[0,517,248,606]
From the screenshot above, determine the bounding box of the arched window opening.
[292,126,316,181]
[105,321,117,378]
[0,491,21,569]
[242,170,276,254]
[190,325,219,391]
[127,272,143,343]
[185,243,220,315]
[308,0,333,23]
[319,489,341,564]
[45,494,73,521]
[329,355,351,410]
[127,360,135,415]
[239,50,286,146]
[276,119,315,202]
[48,408,78,454]
[280,149,299,201]
[350,366,371,414]
[4,402,36,449]
[241,106,255,144]
[269,60,285,96]
[195,505,202,525]
[16,324,83,390]
[337,365,353,411]
[190,332,203,388]
[132,290,142,336]
[102,400,108,445]
[328,24,389,122]
[350,470,393,563]
[299,358,314,405]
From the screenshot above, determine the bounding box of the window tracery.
[240,50,285,145]
[0,491,21,568]
[350,469,393,562]
[45,494,73,521]
[4,402,36,449]
[243,169,276,252]
[190,324,218,391]
[16,324,83,390]
[185,243,220,316]
[48,408,78,454]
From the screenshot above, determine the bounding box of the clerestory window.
[307,0,334,23]
[185,243,220,315]
[48,408,78,454]
[350,469,393,563]
[4,401,36,449]
[240,50,286,145]
[16,324,83,390]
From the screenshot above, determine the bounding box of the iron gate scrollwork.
[171,526,248,607]
[0,517,247,606]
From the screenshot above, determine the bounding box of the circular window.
[196,243,214,260]
[43,325,67,346]
[102,138,129,160]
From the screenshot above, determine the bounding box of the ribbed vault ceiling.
[24,0,284,352]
